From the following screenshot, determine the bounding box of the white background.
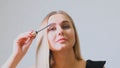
[0,0,120,68]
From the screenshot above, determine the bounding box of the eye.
[48,26,56,31]
[62,25,70,29]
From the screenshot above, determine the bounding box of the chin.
[51,44,67,51]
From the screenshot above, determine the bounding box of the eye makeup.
[61,21,71,29]
[62,24,70,29]
[47,21,71,32]
[47,23,56,31]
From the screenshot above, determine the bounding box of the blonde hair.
[36,10,82,68]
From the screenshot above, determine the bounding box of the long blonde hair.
[36,10,82,68]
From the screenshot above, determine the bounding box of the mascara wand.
[32,23,54,36]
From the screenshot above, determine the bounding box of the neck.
[52,48,78,68]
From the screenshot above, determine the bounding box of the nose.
[57,26,64,36]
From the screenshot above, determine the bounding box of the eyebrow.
[48,20,70,27]
[62,20,69,24]
[49,20,70,25]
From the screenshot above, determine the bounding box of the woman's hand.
[13,30,36,56]
[2,30,36,68]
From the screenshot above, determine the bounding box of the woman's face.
[47,14,75,51]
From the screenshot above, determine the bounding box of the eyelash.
[48,25,70,31]
[62,25,70,29]
[48,27,56,31]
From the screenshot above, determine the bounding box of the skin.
[2,14,86,68]
[47,14,75,51]
[47,14,86,68]
[2,31,36,68]
[3,13,108,68]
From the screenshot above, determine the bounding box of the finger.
[29,30,36,38]
[16,30,33,42]
[15,30,36,46]
[23,38,34,51]
[17,36,29,43]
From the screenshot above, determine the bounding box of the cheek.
[67,30,75,46]
[48,33,56,49]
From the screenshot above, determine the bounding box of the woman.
[2,10,106,68]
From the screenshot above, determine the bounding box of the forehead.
[48,14,70,24]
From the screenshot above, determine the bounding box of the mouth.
[56,38,67,43]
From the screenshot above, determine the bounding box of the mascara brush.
[32,23,54,36]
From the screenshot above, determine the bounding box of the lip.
[56,38,67,43]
